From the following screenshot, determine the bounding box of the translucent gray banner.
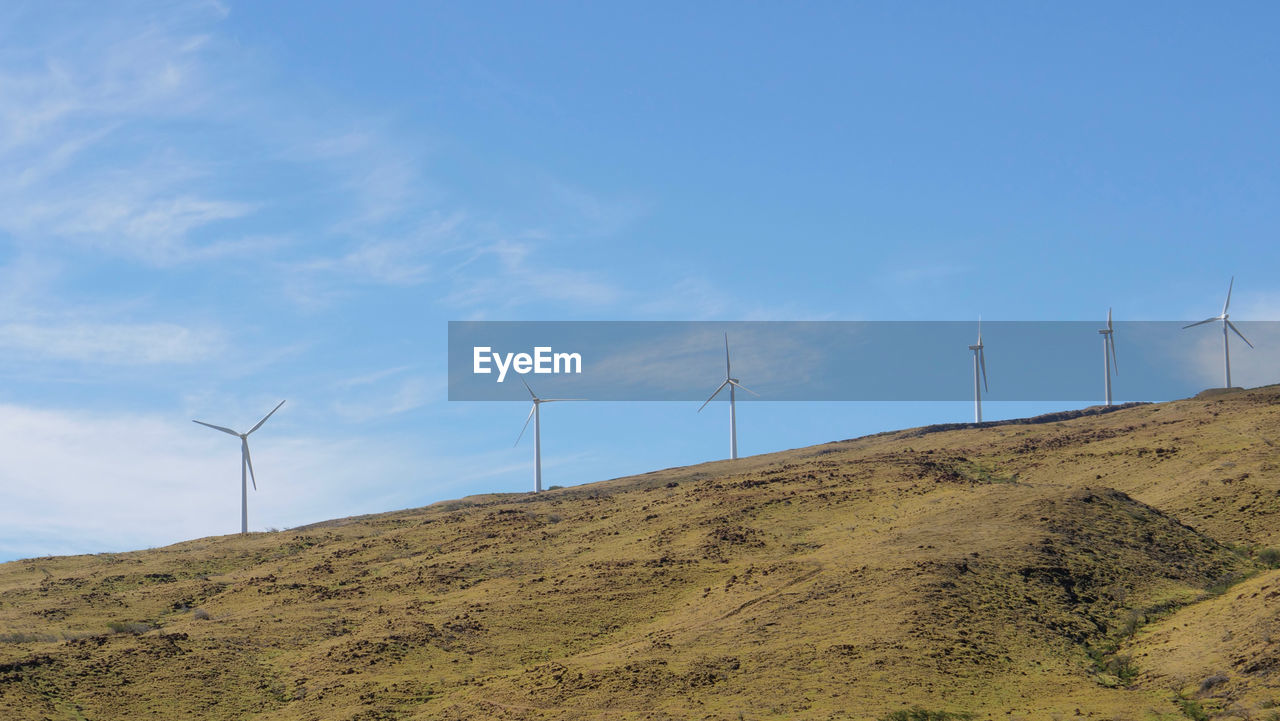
[447,321,1279,402]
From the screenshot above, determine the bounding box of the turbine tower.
[698,333,758,459]
[515,379,582,493]
[1099,308,1118,406]
[1183,276,1253,388]
[193,400,285,535]
[968,320,988,423]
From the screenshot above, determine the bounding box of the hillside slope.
[2,386,1279,720]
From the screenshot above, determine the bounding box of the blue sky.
[1,1,1277,560]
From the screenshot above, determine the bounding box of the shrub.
[192,608,211,620]
[1120,609,1143,637]
[1258,547,1280,568]
[1178,699,1209,721]
[106,620,153,635]
[880,709,975,721]
[1104,654,1140,684]
[1198,673,1228,693]
[0,631,57,643]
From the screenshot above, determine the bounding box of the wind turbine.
[698,333,758,459]
[1099,308,1118,406]
[193,400,285,535]
[968,320,988,423]
[1183,276,1253,388]
[515,379,583,493]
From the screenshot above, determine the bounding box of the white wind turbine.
[193,400,286,535]
[698,333,758,459]
[1099,308,1118,406]
[515,379,583,493]
[1183,276,1253,388]
[968,320,988,423]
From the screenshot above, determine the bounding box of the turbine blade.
[1109,335,1118,376]
[697,381,729,413]
[1107,307,1113,331]
[724,333,731,377]
[979,348,989,393]
[192,420,240,437]
[247,400,286,435]
[728,380,760,397]
[514,405,535,446]
[521,377,538,400]
[243,439,257,491]
[1223,276,1234,315]
[540,398,587,402]
[1227,320,1254,348]
[1182,317,1219,329]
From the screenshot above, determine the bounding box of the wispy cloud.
[328,365,444,422]
[293,213,468,291]
[444,238,622,314]
[0,321,222,364]
[0,402,451,559]
[0,2,252,265]
[333,375,441,423]
[0,2,725,320]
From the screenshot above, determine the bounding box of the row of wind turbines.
[195,278,1256,533]
[969,277,1251,422]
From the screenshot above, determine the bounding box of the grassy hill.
[2,387,1280,720]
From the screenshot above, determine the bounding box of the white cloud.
[0,321,222,364]
[331,367,444,422]
[0,403,452,560]
[444,238,622,313]
[299,240,435,287]
[0,2,258,265]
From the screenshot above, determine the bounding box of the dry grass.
[1,386,1279,719]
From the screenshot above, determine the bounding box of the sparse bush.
[1198,673,1228,693]
[192,608,211,620]
[879,709,975,721]
[546,514,562,524]
[1207,572,1249,596]
[546,485,564,491]
[1103,654,1140,684]
[1258,547,1280,568]
[1178,699,1209,721]
[0,631,57,644]
[1120,609,1144,637]
[1229,541,1256,558]
[106,620,153,635]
